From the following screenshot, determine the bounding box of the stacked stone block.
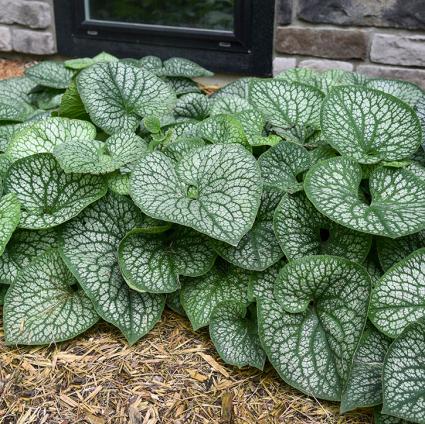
[0,0,56,55]
[274,0,425,88]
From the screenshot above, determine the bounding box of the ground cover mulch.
[0,58,373,424]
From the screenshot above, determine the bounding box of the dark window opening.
[54,0,275,76]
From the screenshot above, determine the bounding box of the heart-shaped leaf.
[4,153,106,229]
[211,190,283,271]
[180,262,251,330]
[60,192,166,344]
[53,131,148,174]
[210,95,252,115]
[130,144,262,246]
[377,231,425,271]
[196,114,248,146]
[0,228,57,285]
[258,255,371,401]
[210,301,266,370]
[304,156,425,238]
[258,141,311,193]
[321,86,422,164]
[0,193,20,256]
[25,61,74,89]
[340,323,391,413]
[274,191,371,262]
[366,79,424,109]
[77,62,176,134]
[175,93,210,120]
[7,117,96,161]
[118,226,216,294]
[249,79,324,142]
[382,320,425,423]
[0,76,37,104]
[3,249,99,345]
[369,248,425,338]
[160,57,213,78]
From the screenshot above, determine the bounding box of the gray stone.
[276,0,293,25]
[299,59,354,72]
[370,33,425,67]
[12,28,56,54]
[273,57,297,75]
[0,25,11,51]
[0,0,51,29]
[297,0,425,30]
[357,64,425,89]
[276,27,368,60]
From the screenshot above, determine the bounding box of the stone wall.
[0,0,56,55]
[274,0,425,88]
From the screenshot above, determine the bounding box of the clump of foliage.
[0,53,424,423]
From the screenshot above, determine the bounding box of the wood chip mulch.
[0,58,373,424]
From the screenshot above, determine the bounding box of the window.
[54,0,275,75]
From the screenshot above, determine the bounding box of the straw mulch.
[0,58,373,424]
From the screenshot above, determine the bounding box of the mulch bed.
[0,58,373,423]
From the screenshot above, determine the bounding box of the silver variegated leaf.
[180,263,251,330]
[340,323,391,413]
[53,131,148,174]
[0,193,20,256]
[321,86,422,164]
[118,226,216,294]
[175,93,210,120]
[258,141,311,193]
[274,191,371,262]
[211,190,283,271]
[210,95,252,115]
[382,320,425,423]
[3,249,99,345]
[196,114,248,146]
[165,77,201,96]
[369,248,425,339]
[60,192,166,344]
[160,57,213,78]
[210,301,266,370]
[7,117,96,162]
[77,62,176,134]
[258,255,371,401]
[304,156,425,238]
[130,144,262,246]
[25,61,74,89]
[4,153,106,229]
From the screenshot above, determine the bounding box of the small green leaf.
[175,93,210,120]
[53,131,148,174]
[3,249,99,345]
[143,116,161,134]
[4,153,106,229]
[340,323,391,413]
[130,144,262,246]
[60,192,166,344]
[77,62,176,134]
[107,171,130,195]
[196,114,247,146]
[180,263,251,330]
[160,57,213,78]
[25,61,74,89]
[211,190,284,271]
[258,255,371,401]
[274,191,371,262]
[249,79,324,142]
[258,141,311,192]
[377,231,425,271]
[321,86,422,164]
[369,248,425,339]
[304,156,425,238]
[210,301,266,370]
[58,80,90,120]
[7,117,96,162]
[382,320,425,423]
[0,193,20,256]
[118,226,216,294]
[0,228,57,285]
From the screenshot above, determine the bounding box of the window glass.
[86,0,235,31]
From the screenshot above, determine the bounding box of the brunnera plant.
[0,53,424,423]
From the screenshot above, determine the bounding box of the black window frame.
[54,0,275,76]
